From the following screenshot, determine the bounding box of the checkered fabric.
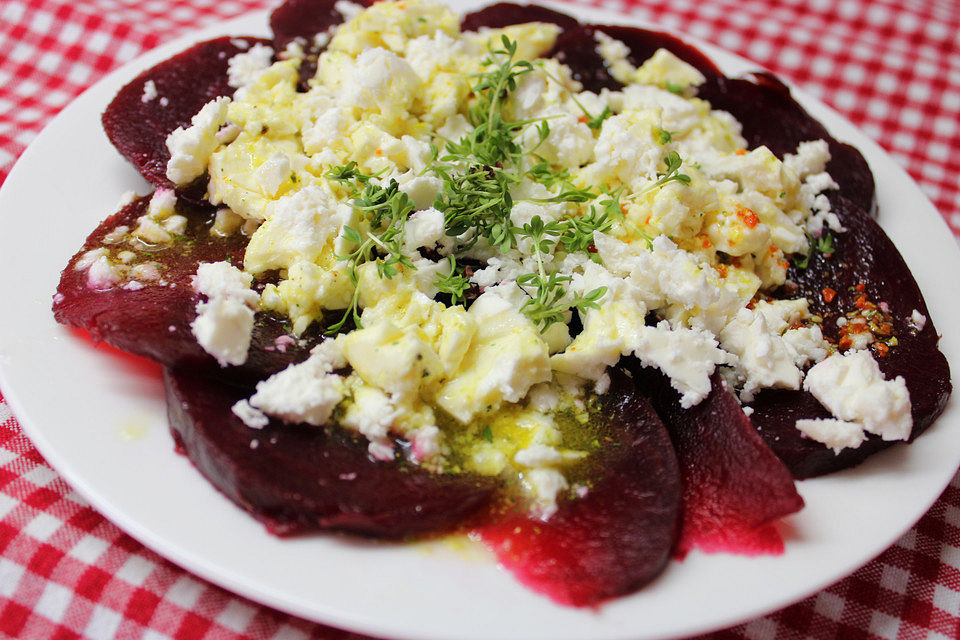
[1,0,958,638]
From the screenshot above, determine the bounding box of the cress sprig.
[325,162,416,334]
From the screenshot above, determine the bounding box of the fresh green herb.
[325,164,416,334]
[657,129,673,145]
[515,215,608,330]
[434,256,471,305]
[793,231,835,270]
[480,425,494,442]
[647,150,691,191]
[537,63,612,130]
[817,232,835,254]
[665,81,683,94]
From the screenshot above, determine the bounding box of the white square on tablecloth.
[35,581,73,622]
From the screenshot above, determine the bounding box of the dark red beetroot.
[750,196,951,478]
[52,196,321,383]
[628,367,804,557]
[164,368,497,538]
[478,370,681,607]
[269,0,372,88]
[461,2,580,32]
[102,37,270,202]
[462,3,721,93]
[697,73,875,214]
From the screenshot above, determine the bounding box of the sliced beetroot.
[270,0,370,50]
[590,24,722,82]
[101,37,270,201]
[696,73,875,214]
[164,367,498,538]
[549,26,622,94]
[460,2,580,32]
[52,196,320,382]
[629,366,804,557]
[269,0,371,87]
[477,369,680,607]
[751,196,951,478]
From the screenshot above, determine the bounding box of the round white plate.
[0,2,957,639]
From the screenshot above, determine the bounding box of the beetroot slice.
[460,2,581,32]
[269,0,371,87]
[750,196,951,478]
[629,367,804,557]
[270,0,370,50]
[477,369,681,607]
[101,37,270,201]
[696,74,875,214]
[52,196,319,382]
[589,24,722,82]
[164,367,497,538]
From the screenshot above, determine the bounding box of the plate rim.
[1,2,958,639]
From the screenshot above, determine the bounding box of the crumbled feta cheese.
[141,80,158,103]
[211,208,243,237]
[402,207,449,253]
[514,444,563,467]
[335,0,365,21]
[252,151,292,198]
[232,399,269,429]
[522,468,568,519]
[190,262,260,367]
[720,306,803,400]
[165,97,231,185]
[909,309,927,331]
[227,43,274,89]
[87,255,121,289]
[804,350,912,441]
[399,176,442,210]
[249,351,345,426]
[796,418,868,454]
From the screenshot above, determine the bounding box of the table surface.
[1,0,958,638]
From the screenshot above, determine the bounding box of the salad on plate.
[51,0,951,606]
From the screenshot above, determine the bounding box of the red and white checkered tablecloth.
[1,0,958,638]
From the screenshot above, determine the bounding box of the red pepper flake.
[854,294,869,309]
[578,115,588,124]
[700,235,712,249]
[587,242,597,253]
[735,206,760,228]
[874,343,889,357]
[822,287,836,303]
[735,148,747,156]
[855,283,866,292]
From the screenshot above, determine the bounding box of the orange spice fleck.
[735,148,747,156]
[578,115,588,124]
[839,335,853,350]
[855,283,866,292]
[854,294,869,309]
[874,343,889,357]
[700,235,712,249]
[735,205,760,228]
[822,287,836,303]
[714,264,729,278]
[375,149,383,156]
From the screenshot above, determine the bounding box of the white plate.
[0,2,957,639]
